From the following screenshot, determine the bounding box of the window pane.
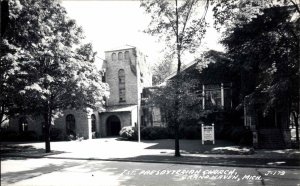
[118,69,125,76]
[19,117,28,132]
[205,90,221,109]
[124,51,129,59]
[118,69,126,102]
[118,52,123,60]
[112,53,117,61]
[66,114,76,136]
[91,114,96,132]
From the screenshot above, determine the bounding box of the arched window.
[124,51,129,60]
[66,114,76,136]
[118,52,123,60]
[19,117,28,132]
[91,114,96,132]
[118,69,126,102]
[112,53,117,61]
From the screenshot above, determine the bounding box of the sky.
[61,0,224,68]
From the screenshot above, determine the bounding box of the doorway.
[106,115,121,136]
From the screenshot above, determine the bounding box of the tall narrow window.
[124,51,129,60]
[204,84,222,109]
[118,52,123,60]
[66,114,76,136]
[102,72,106,82]
[118,69,126,102]
[19,117,28,132]
[91,114,96,132]
[112,53,117,61]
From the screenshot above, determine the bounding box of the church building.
[7,45,152,140]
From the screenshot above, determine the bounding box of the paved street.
[1,158,300,186]
[1,138,300,185]
[1,138,300,168]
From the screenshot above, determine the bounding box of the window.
[118,69,126,102]
[124,51,129,60]
[112,53,117,61]
[66,114,76,136]
[91,114,96,132]
[204,84,222,109]
[102,72,106,82]
[118,52,123,60]
[19,117,28,132]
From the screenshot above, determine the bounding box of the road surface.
[1,158,300,186]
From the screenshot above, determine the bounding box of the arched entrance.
[106,115,121,136]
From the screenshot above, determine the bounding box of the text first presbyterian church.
[9,45,154,139]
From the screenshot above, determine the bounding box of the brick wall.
[104,47,152,107]
[105,48,138,106]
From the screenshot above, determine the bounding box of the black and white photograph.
[1,0,300,185]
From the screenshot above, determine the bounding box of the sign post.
[202,123,215,144]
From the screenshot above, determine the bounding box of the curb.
[1,154,300,170]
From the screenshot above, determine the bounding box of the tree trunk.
[44,105,51,153]
[174,0,181,157]
[0,103,5,129]
[298,13,300,148]
[174,117,180,156]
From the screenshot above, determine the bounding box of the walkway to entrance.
[106,115,121,136]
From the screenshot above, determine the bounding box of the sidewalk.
[1,138,300,169]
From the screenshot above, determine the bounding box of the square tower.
[98,45,152,137]
[104,45,152,106]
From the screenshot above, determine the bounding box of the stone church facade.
[8,45,152,140]
[98,45,152,137]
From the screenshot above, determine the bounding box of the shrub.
[141,126,169,140]
[50,128,64,141]
[92,132,96,139]
[219,126,252,145]
[238,129,253,146]
[180,125,202,139]
[119,126,137,140]
[18,131,38,141]
[67,134,76,141]
[0,130,19,141]
[95,132,101,138]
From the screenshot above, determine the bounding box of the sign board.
[202,124,215,144]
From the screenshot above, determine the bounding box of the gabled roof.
[164,60,199,81]
[161,50,232,84]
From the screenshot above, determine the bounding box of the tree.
[212,0,299,31]
[147,72,203,127]
[0,0,25,127]
[1,0,109,152]
[151,56,175,85]
[212,1,300,145]
[141,0,209,157]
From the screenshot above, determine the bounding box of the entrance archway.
[106,115,121,136]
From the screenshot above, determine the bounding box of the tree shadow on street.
[142,139,252,155]
[0,144,66,161]
[1,160,83,184]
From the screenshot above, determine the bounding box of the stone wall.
[104,46,152,108]
[105,48,138,106]
[8,116,44,136]
[8,109,91,139]
[53,109,90,139]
